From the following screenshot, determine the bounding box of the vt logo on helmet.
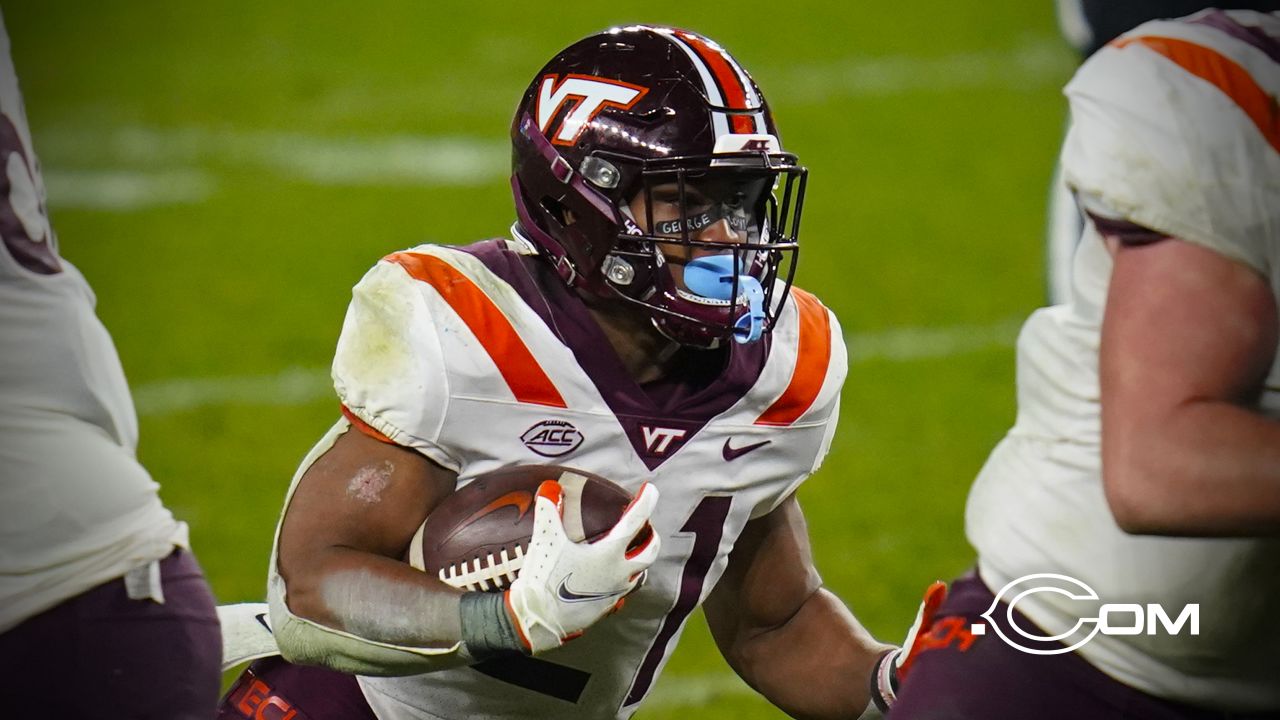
[535,75,649,146]
[510,25,808,348]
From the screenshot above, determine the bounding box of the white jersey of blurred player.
[1043,0,1273,304]
[968,9,1280,711]
[0,13,188,631]
[266,238,846,719]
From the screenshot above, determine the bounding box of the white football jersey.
[0,11,186,632]
[304,237,845,719]
[969,9,1280,711]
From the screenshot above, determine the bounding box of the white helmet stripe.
[653,28,731,139]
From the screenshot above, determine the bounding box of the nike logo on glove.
[556,576,626,603]
[722,437,771,461]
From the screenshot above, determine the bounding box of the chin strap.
[683,255,765,344]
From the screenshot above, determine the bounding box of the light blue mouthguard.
[683,255,765,344]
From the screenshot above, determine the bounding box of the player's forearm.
[728,588,891,720]
[1104,400,1280,536]
[282,546,463,647]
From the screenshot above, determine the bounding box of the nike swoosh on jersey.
[722,438,771,461]
[254,612,273,634]
[556,576,624,603]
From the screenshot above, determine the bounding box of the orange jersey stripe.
[678,32,757,134]
[756,288,832,427]
[1114,35,1280,154]
[385,251,567,409]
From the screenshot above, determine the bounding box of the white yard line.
[240,132,508,186]
[35,39,1073,211]
[846,317,1024,363]
[43,169,215,211]
[767,37,1073,102]
[40,129,507,207]
[131,319,1023,416]
[132,366,333,416]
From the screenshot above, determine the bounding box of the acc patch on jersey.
[520,420,583,457]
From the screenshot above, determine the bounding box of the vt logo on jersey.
[536,74,649,146]
[522,420,584,457]
[622,420,699,470]
[642,426,687,455]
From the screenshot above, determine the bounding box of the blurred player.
[1046,0,1280,303]
[893,9,1280,718]
[0,9,221,719]
[217,25,908,720]
[1057,0,1280,57]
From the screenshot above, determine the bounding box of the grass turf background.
[6,2,1074,715]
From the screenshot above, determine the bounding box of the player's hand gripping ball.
[406,465,655,593]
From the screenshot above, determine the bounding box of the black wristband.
[459,592,527,660]
[868,648,899,713]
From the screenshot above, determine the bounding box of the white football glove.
[503,479,660,654]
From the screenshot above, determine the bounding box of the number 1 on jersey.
[623,495,732,707]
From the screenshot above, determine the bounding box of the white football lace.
[439,544,526,592]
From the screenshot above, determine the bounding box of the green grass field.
[7,2,1074,716]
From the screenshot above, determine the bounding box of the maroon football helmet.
[510,25,807,348]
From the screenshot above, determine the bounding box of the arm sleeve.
[265,419,474,675]
[268,575,472,676]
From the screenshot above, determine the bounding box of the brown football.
[405,465,633,592]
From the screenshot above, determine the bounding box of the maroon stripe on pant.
[890,573,1280,720]
[0,548,221,720]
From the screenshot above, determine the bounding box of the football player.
[893,9,1280,719]
[0,10,222,719]
[217,25,910,720]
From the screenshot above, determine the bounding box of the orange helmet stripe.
[676,31,758,134]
